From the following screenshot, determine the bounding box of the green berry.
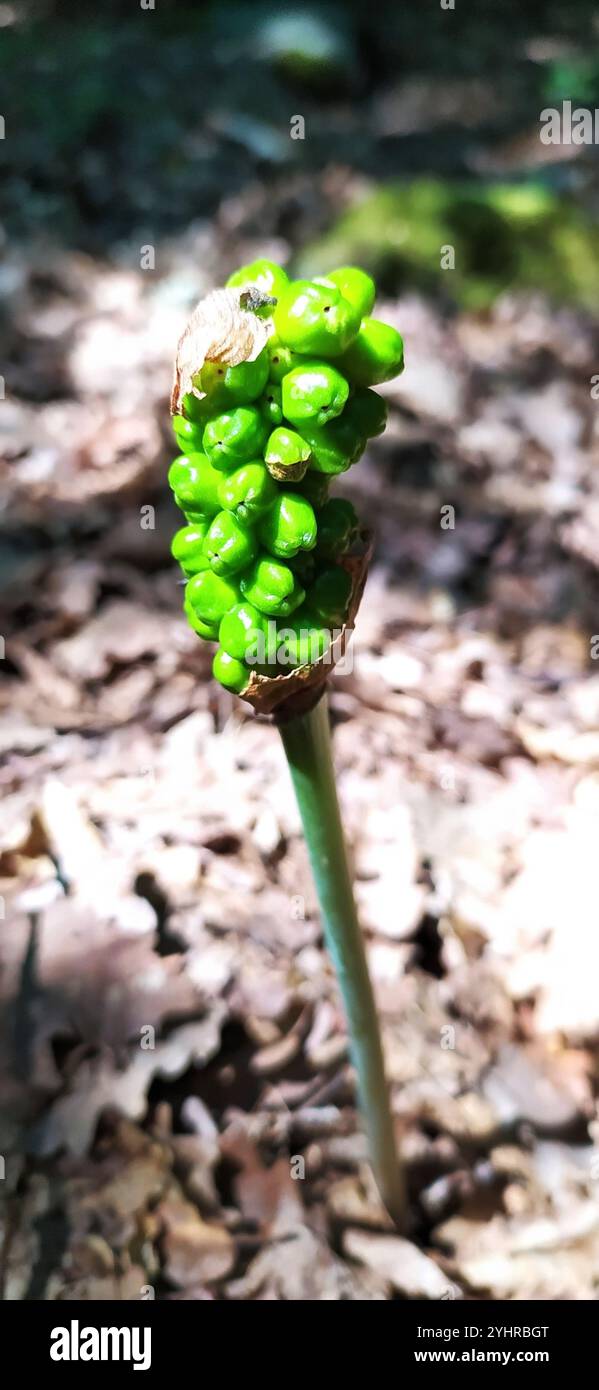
[226,260,289,300]
[308,565,352,626]
[184,599,220,641]
[275,606,329,667]
[260,381,284,427]
[273,280,361,357]
[281,359,349,427]
[286,550,316,586]
[267,336,303,382]
[219,601,268,664]
[172,416,205,453]
[217,461,277,523]
[186,569,240,626]
[202,406,267,471]
[290,471,331,507]
[168,453,223,518]
[258,492,317,560]
[344,387,387,438]
[315,267,375,318]
[316,498,359,559]
[264,426,311,482]
[181,392,216,425]
[171,523,210,576]
[203,510,258,576]
[197,349,269,406]
[339,317,404,386]
[240,555,305,616]
[212,647,250,693]
[301,417,364,475]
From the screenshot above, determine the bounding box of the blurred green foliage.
[542,55,599,104]
[294,180,599,310]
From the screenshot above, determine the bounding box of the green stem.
[279,692,406,1229]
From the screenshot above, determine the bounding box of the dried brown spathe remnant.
[171,287,273,414]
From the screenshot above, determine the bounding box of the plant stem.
[278,692,406,1229]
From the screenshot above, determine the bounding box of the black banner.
[0,1298,595,1376]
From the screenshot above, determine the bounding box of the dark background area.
[3,0,599,272]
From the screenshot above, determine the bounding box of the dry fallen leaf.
[28,1009,227,1156]
[171,287,270,413]
[160,1193,235,1287]
[226,1223,388,1301]
[437,1205,599,1300]
[343,1228,458,1299]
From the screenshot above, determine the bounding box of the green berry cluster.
[169,261,404,694]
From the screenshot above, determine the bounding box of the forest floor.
[2,195,599,1299]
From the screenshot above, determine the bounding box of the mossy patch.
[293,179,599,311]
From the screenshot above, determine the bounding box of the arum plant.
[169,261,406,1228]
